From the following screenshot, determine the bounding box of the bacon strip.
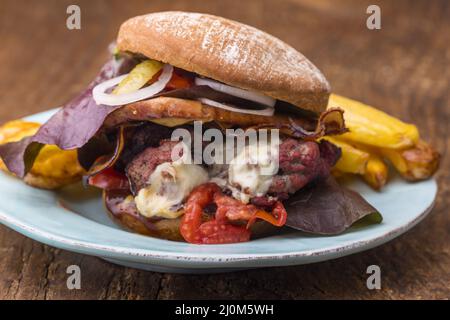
[102,97,346,139]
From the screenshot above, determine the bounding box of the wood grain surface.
[0,0,448,300]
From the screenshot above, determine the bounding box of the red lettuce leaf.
[285,177,382,234]
[0,57,136,178]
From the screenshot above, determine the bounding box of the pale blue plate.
[0,109,438,273]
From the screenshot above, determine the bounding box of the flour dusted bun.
[117,11,330,113]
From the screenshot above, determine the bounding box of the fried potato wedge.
[363,154,388,190]
[0,120,41,172]
[322,136,370,174]
[381,139,440,181]
[0,120,41,145]
[328,134,438,189]
[328,94,419,149]
[328,94,440,188]
[325,137,388,190]
[0,120,84,189]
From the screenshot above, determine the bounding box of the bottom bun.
[106,209,185,241]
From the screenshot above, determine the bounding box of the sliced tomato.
[180,183,251,244]
[166,72,193,90]
[248,201,287,228]
[180,183,289,244]
[146,69,192,91]
[198,220,251,244]
[88,167,130,190]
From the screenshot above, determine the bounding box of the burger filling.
[85,56,343,244]
[92,122,340,237]
[0,52,382,246]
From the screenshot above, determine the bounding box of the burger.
[0,12,381,244]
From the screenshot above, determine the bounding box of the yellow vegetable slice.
[328,94,419,149]
[113,60,163,95]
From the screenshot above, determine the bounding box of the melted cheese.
[135,162,208,218]
[227,142,279,203]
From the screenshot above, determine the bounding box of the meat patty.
[125,135,340,199]
[125,140,181,193]
[117,122,174,170]
[268,139,340,194]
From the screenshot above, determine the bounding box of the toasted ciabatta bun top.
[117,11,330,113]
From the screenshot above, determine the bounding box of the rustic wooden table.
[0,0,448,300]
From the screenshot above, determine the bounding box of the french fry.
[31,145,84,179]
[322,136,370,174]
[328,94,419,149]
[0,120,84,189]
[0,120,41,172]
[381,139,440,181]
[363,154,388,190]
[325,136,389,190]
[0,120,40,144]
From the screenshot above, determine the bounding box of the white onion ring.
[93,64,174,106]
[198,98,274,117]
[195,77,276,108]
